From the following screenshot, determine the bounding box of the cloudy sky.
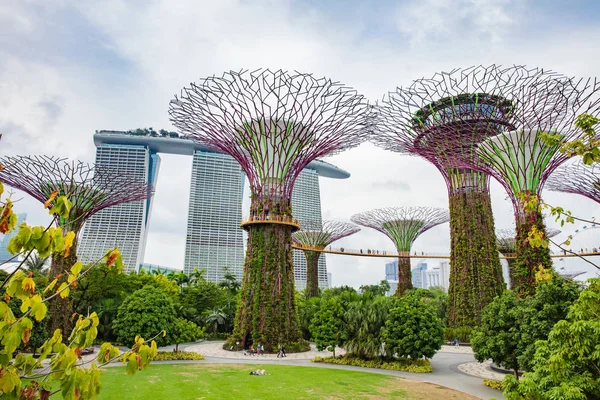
[2,0,600,287]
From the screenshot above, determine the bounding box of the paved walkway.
[183,340,345,360]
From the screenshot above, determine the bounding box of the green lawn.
[95,363,475,399]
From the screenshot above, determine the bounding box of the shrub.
[153,351,204,361]
[383,295,444,360]
[483,379,505,391]
[311,354,433,373]
[113,286,176,347]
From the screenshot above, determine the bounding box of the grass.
[95,363,478,399]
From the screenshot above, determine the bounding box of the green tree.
[218,267,240,312]
[517,275,581,371]
[504,278,600,400]
[170,318,204,351]
[359,280,390,296]
[297,294,321,340]
[113,286,177,347]
[344,295,391,359]
[383,295,444,361]
[405,287,448,323]
[205,308,227,335]
[178,279,227,326]
[23,252,48,276]
[309,296,344,356]
[471,290,526,378]
[95,297,120,341]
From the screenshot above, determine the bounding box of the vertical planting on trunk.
[447,190,504,328]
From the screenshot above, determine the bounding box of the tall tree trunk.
[233,196,302,352]
[47,237,77,341]
[395,256,413,296]
[447,190,504,328]
[304,250,321,298]
[512,208,552,297]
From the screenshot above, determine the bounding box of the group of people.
[243,344,265,356]
[242,343,287,358]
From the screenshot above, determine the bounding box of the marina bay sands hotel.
[77,131,349,289]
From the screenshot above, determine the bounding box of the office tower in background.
[184,151,244,282]
[78,142,159,271]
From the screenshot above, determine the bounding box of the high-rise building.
[291,167,326,291]
[184,151,244,282]
[327,272,332,288]
[80,131,349,282]
[411,262,428,288]
[385,260,398,281]
[78,144,159,270]
[439,261,450,291]
[0,213,27,263]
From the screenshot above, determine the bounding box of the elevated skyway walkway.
[291,244,600,260]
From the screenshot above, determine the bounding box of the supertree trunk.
[47,235,76,340]
[303,250,321,298]
[512,209,552,297]
[234,198,302,352]
[395,256,412,296]
[447,190,504,328]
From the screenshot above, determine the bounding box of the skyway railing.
[291,244,600,259]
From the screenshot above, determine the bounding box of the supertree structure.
[169,69,371,350]
[0,155,153,336]
[496,227,560,287]
[472,74,600,296]
[546,160,600,203]
[292,220,360,298]
[373,65,538,326]
[350,207,449,296]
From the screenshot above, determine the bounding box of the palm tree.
[174,272,190,288]
[189,268,206,286]
[205,308,227,336]
[95,298,119,341]
[24,253,48,276]
[219,268,240,312]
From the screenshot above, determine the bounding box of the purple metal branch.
[292,220,360,248]
[0,155,154,230]
[546,160,600,204]
[169,69,373,202]
[350,207,449,252]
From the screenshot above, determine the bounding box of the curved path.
[158,341,506,400]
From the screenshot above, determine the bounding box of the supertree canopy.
[373,65,538,326]
[473,75,600,296]
[0,155,153,337]
[169,69,371,350]
[546,160,600,204]
[350,207,449,296]
[292,220,360,298]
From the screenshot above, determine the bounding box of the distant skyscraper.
[0,213,26,263]
[385,260,398,281]
[411,262,428,288]
[184,151,244,282]
[78,144,159,271]
[439,261,450,291]
[327,272,332,288]
[292,168,327,290]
